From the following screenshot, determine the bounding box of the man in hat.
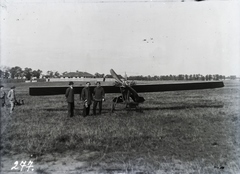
[93,82,105,115]
[65,81,75,117]
[81,82,93,117]
[0,85,6,107]
[7,86,17,113]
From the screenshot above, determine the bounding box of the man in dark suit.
[65,81,74,117]
[81,82,92,117]
[93,82,105,115]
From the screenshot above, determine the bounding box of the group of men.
[65,81,105,117]
[0,85,17,114]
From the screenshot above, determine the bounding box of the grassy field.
[1,80,240,174]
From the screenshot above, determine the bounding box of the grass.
[35,168,50,174]
[1,80,240,173]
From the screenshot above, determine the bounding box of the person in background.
[65,81,75,117]
[7,86,17,114]
[0,85,6,107]
[93,82,105,115]
[81,82,92,117]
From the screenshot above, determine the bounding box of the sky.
[1,0,240,76]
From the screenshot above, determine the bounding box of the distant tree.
[4,71,10,79]
[94,72,104,78]
[46,71,54,78]
[177,74,184,80]
[32,70,38,78]
[128,76,136,80]
[189,75,193,80]
[0,66,10,79]
[24,67,33,80]
[201,75,205,81]
[105,74,112,78]
[95,72,100,78]
[159,76,164,80]
[9,66,23,79]
[193,74,196,80]
[54,71,60,78]
[230,75,237,80]
[3,69,10,79]
[208,75,212,81]
[62,71,68,75]
[32,69,42,79]
[153,75,159,80]
[205,75,209,81]
[196,74,200,80]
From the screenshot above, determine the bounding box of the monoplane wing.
[29,81,224,96]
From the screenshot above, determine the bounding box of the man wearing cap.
[7,86,17,113]
[0,85,6,107]
[65,82,75,117]
[81,82,93,117]
[93,82,105,115]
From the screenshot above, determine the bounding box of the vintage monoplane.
[29,69,224,112]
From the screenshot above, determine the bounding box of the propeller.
[110,69,144,103]
[110,69,123,84]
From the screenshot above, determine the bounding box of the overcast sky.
[1,0,239,76]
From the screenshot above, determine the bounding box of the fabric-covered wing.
[29,81,224,96]
[131,81,224,93]
[29,86,122,96]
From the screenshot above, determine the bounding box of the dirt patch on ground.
[1,151,104,174]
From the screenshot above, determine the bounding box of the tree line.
[0,66,237,81]
[0,66,62,80]
[0,66,42,80]
[95,72,234,81]
[127,74,228,81]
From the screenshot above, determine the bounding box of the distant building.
[230,75,237,80]
[61,72,94,78]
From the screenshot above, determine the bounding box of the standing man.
[0,85,6,107]
[93,82,105,115]
[7,86,17,114]
[65,81,75,117]
[81,82,92,117]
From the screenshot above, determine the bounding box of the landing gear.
[111,96,143,113]
[110,84,144,113]
[111,96,123,113]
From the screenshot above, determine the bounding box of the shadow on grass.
[44,108,111,115]
[142,104,224,111]
[45,108,78,111]
[40,103,224,113]
[111,104,224,113]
